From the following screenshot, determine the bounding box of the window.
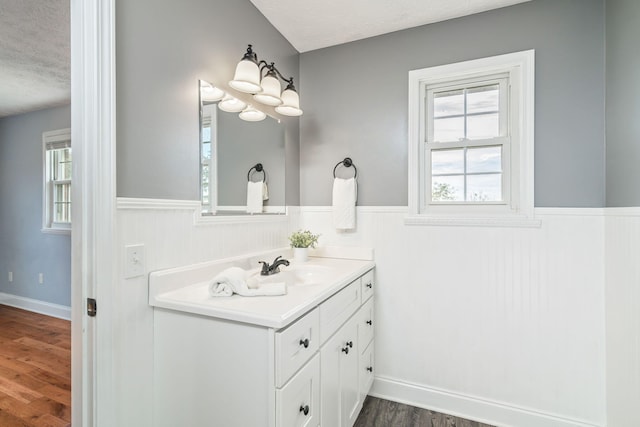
[43,128,72,233]
[407,50,536,226]
[200,104,217,214]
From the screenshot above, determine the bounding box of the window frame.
[407,50,536,227]
[42,128,72,234]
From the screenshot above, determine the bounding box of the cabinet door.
[276,354,320,427]
[320,316,361,427]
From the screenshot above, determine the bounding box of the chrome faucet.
[259,256,290,276]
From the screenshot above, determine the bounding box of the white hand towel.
[247,181,263,214]
[262,181,269,201]
[332,177,357,230]
[209,267,287,297]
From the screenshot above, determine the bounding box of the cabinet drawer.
[276,308,320,388]
[361,270,374,303]
[359,340,375,401]
[358,298,374,353]
[320,279,361,343]
[276,353,320,427]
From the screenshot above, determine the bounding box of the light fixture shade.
[201,84,225,102]
[275,87,303,116]
[254,74,282,106]
[239,105,266,122]
[229,59,262,93]
[218,95,247,113]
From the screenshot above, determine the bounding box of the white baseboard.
[370,376,602,427]
[0,292,71,321]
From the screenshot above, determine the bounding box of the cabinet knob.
[341,346,349,354]
[366,320,372,326]
[299,405,310,416]
[366,282,372,288]
[347,341,353,348]
[299,338,309,348]
[366,366,373,372]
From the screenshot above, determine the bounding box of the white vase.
[293,247,309,263]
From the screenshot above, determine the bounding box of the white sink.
[248,263,333,287]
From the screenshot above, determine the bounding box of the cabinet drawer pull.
[365,282,372,288]
[299,338,310,348]
[299,405,310,416]
[347,341,353,348]
[366,320,372,326]
[366,366,373,372]
[341,346,349,354]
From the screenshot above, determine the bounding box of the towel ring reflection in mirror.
[248,163,267,182]
[333,157,357,178]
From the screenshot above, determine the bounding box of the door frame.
[70,0,116,425]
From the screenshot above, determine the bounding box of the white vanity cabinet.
[152,265,375,427]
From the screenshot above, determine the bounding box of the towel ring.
[247,163,266,182]
[333,157,357,178]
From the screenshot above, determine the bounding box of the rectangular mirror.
[200,80,286,215]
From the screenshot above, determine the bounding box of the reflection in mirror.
[199,80,286,216]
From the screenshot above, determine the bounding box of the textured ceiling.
[0,0,70,118]
[250,0,532,52]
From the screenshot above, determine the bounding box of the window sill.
[404,215,541,228]
[42,227,71,235]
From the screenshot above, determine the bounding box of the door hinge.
[87,298,97,317]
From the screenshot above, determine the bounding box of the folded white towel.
[209,267,287,297]
[332,177,357,230]
[247,181,263,214]
[262,181,269,201]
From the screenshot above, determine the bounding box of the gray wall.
[299,0,606,207]
[116,0,300,204]
[0,105,71,306]
[217,111,285,206]
[605,0,640,206]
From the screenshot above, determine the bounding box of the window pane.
[467,174,502,201]
[467,146,502,173]
[432,175,464,201]
[431,149,464,174]
[202,141,211,160]
[467,84,499,114]
[53,181,71,222]
[202,126,211,143]
[201,165,210,204]
[467,113,499,140]
[433,117,464,142]
[433,89,464,117]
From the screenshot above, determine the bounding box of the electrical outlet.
[38,273,44,285]
[8,272,13,283]
[125,244,145,279]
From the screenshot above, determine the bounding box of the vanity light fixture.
[200,81,225,102]
[238,105,267,122]
[218,94,247,113]
[230,44,303,117]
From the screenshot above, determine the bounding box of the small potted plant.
[289,230,320,262]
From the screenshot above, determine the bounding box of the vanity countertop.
[149,256,374,329]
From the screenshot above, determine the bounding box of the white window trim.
[406,50,538,227]
[42,128,72,234]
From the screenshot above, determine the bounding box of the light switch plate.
[124,244,145,279]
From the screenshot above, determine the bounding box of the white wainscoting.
[113,198,296,427]
[299,207,606,427]
[605,209,640,427]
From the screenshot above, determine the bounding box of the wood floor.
[355,396,496,427]
[0,305,71,427]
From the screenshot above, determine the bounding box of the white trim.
[603,207,640,216]
[298,206,409,214]
[0,293,72,320]
[371,376,602,427]
[116,197,201,210]
[404,214,541,228]
[216,205,287,214]
[41,227,72,235]
[408,50,535,221]
[71,0,116,425]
